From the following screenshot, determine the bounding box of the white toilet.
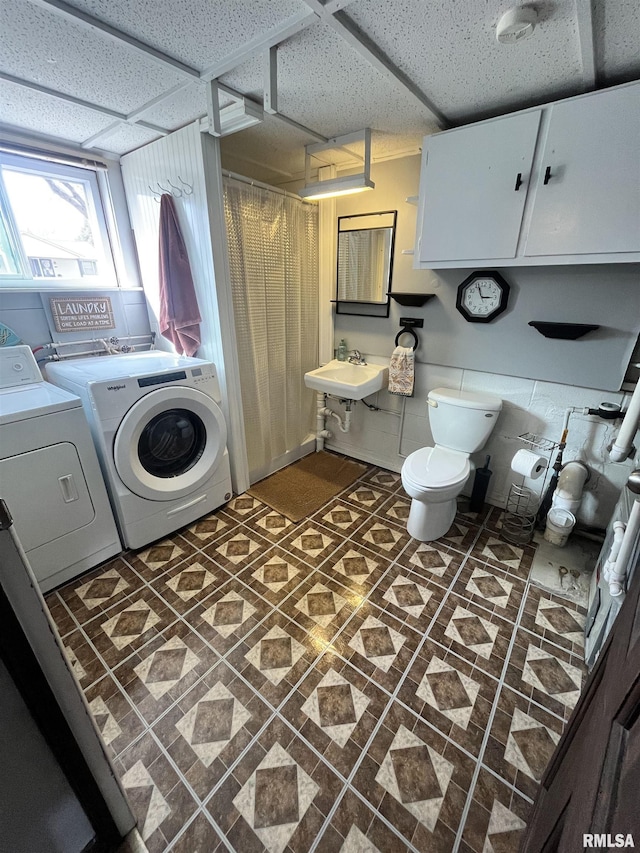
[401,387,502,541]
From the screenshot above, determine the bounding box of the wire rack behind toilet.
[501,433,557,545]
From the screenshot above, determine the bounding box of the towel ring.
[395,328,419,351]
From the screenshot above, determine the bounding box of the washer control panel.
[0,345,42,388]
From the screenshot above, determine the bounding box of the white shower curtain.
[223,178,319,483]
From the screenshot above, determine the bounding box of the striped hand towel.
[388,345,415,396]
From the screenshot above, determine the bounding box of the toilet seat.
[403,445,469,490]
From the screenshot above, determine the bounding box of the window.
[0,152,118,288]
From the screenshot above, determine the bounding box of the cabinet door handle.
[514,172,523,191]
[543,166,552,185]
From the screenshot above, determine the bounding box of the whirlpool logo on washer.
[106,384,126,392]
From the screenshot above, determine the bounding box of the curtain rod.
[222,169,312,203]
[0,141,109,171]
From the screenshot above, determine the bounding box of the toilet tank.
[428,387,502,452]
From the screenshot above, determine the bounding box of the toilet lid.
[404,446,470,489]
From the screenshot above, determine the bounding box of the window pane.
[2,167,107,281]
[0,205,22,276]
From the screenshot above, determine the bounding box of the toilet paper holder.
[502,432,557,545]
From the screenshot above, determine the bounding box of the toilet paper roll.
[511,449,548,479]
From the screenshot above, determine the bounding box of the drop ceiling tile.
[139,83,213,131]
[1,1,185,115]
[58,0,308,71]
[96,123,162,155]
[347,0,584,122]
[219,54,264,101]
[593,0,640,83]
[0,78,116,144]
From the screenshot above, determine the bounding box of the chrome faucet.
[348,349,367,365]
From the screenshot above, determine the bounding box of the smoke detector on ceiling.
[496,7,538,43]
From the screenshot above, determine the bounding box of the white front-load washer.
[46,351,233,549]
[0,346,121,590]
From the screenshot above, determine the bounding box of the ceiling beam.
[323,0,359,14]
[301,0,448,129]
[80,122,124,150]
[264,46,278,115]
[268,111,328,143]
[0,71,168,136]
[125,82,196,122]
[199,11,318,82]
[576,0,597,90]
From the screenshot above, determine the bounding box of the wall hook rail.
[149,178,193,202]
[177,175,193,195]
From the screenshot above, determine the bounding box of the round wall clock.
[456,271,510,323]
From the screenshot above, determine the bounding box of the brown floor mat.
[247,451,366,522]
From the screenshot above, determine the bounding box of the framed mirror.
[335,210,397,317]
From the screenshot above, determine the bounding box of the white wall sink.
[304,359,389,399]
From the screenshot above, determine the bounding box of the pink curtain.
[158,193,201,356]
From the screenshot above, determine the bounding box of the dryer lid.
[0,382,81,424]
[404,446,470,488]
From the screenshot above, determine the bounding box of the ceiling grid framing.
[28,0,201,79]
[575,0,597,90]
[10,0,326,152]
[2,0,638,164]
[0,70,169,136]
[299,0,449,128]
[3,0,448,155]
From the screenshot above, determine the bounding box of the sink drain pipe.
[315,392,352,450]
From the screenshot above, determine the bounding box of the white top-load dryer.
[0,346,121,591]
[45,351,232,549]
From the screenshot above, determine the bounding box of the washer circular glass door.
[114,386,227,501]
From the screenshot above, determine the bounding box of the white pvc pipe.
[316,392,326,451]
[552,461,589,514]
[397,396,408,457]
[322,406,351,433]
[603,521,625,585]
[610,384,640,462]
[608,500,640,596]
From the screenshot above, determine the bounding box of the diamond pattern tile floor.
[45,458,588,852]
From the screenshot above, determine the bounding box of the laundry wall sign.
[50,297,116,332]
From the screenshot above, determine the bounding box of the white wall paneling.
[0,290,150,348]
[200,133,249,493]
[120,123,249,494]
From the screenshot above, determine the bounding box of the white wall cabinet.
[525,85,640,257]
[416,81,640,268]
[416,111,541,262]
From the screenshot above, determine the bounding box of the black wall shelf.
[388,293,435,307]
[528,321,600,340]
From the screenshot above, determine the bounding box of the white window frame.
[0,152,120,290]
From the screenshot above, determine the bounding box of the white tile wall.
[324,361,635,529]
